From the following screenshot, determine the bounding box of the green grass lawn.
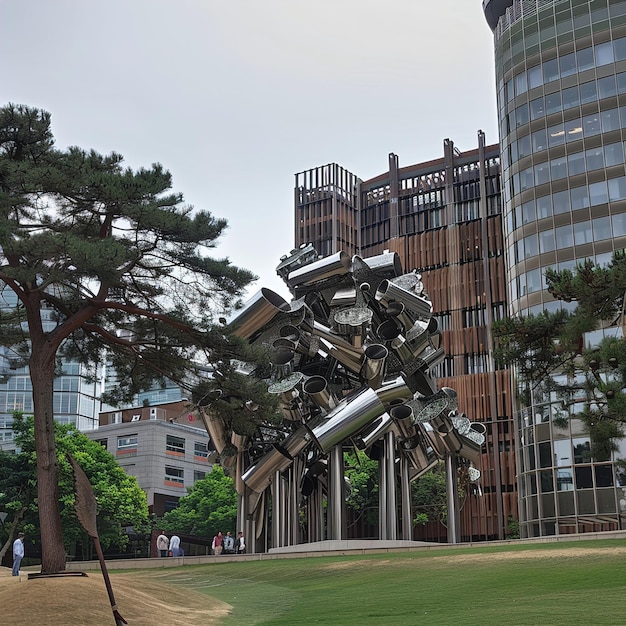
[133,539,626,625]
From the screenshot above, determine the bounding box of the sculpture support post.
[378,446,387,539]
[328,445,346,540]
[237,493,247,547]
[384,430,397,540]
[400,453,413,540]
[271,471,283,549]
[310,484,325,542]
[288,464,300,545]
[445,452,460,544]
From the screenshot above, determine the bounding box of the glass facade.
[0,286,100,442]
[489,0,626,537]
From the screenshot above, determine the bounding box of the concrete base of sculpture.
[267,539,442,554]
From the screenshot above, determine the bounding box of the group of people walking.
[155,530,246,557]
[156,532,183,557]
[211,530,245,555]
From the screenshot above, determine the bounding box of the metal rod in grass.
[67,454,128,626]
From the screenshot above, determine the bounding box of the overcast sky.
[1,0,498,302]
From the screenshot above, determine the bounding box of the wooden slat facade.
[294,135,517,541]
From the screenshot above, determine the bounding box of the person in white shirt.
[12,532,25,576]
[235,531,246,554]
[223,531,235,554]
[156,532,169,557]
[169,534,181,557]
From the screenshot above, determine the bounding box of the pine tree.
[492,252,626,459]
[0,103,256,572]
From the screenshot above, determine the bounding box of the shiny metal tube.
[271,471,285,548]
[235,451,245,495]
[303,375,337,412]
[272,337,297,351]
[384,301,415,332]
[270,348,296,379]
[357,251,402,279]
[418,422,447,458]
[404,440,437,474]
[198,409,227,455]
[407,368,438,398]
[389,403,416,442]
[242,426,311,493]
[242,445,291,493]
[362,344,388,383]
[277,425,312,459]
[375,279,432,320]
[227,288,291,339]
[390,335,415,364]
[405,320,431,356]
[377,320,413,365]
[400,454,413,540]
[357,413,394,450]
[435,416,463,455]
[377,318,400,341]
[384,430,397,540]
[375,375,413,410]
[446,452,461,544]
[311,386,387,454]
[278,402,304,422]
[418,346,446,369]
[231,432,247,452]
[287,251,351,287]
[279,324,311,356]
[303,320,364,361]
[327,445,346,540]
[318,337,363,374]
[330,287,357,308]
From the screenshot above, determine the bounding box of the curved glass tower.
[486,0,626,537]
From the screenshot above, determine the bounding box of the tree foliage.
[492,252,626,457]
[0,425,34,561]
[159,465,237,537]
[412,462,450,526]
[345,450,379,527]
[0,103,256,571]
[0,413,148,558]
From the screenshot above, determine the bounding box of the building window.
[194,441,209,460]
[166,435,185,456]
[165,466,184,487]
[95,438,108,449]
[117,435,138,455]
[194,470,206,482]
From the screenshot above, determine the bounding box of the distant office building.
[91,400,213,515]
[485,0,626,537]
[0,286,100,443]
[295,133,516,541]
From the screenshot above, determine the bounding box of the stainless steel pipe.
[288,251,351,287]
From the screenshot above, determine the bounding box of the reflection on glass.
[557,468,574,491]
[573,438,591,463]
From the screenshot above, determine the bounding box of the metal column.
[445,452,461,544]
[328,445,346,540]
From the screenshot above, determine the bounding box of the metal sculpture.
[202,246,485,550]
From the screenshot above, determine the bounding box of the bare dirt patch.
[431,546,626,566]
[0,567,230,626]
[321,546,626,571]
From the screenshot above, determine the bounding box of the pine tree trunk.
[30,355,66,573]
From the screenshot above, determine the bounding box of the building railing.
[495,0,569,40]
